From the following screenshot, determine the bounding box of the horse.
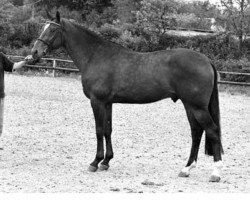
[31,11,224,182]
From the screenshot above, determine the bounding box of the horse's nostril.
[32,50,38,58]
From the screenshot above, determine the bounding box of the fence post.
[52,59,56,77]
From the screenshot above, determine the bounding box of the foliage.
[28,0,113,13]
[135,0,180,41]
[99,23,122,40]
[85,8,117,28]
[50,6,82,22]
[220,0,250,52]
[214,58,250,82]
[0,0,15,23]
[10,5,32,24]
[175,13,211,30]
[5,45,31,56]
[0,0,250,79]
[112,0,140,23]
[8,20,41,48]
[133,0,216,44]
[178,0,220,18]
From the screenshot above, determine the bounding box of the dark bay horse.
[31,12,224,182]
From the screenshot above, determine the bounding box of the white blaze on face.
[34,23,51,50]
[38,23,50,40]
[43,23,50,32]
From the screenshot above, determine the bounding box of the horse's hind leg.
[192,108,223,182]
[179,103,204,178]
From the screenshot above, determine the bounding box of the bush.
[50,6,82,22]
[7,19,41,48]
[137,33,240,60]
[99,24,122,40]
[10,6,32,24]
[213,58,250,82]
[175,13,212,30]
[5,45,32,56]
[214,58,250,71]
[0,1,247,83]
[0,22,13,47]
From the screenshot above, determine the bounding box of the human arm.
[12,55,33,70]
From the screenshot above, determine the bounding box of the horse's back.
[83,46,215,106]
[110,50,174,103]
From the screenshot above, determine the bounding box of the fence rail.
[8,55,250,86]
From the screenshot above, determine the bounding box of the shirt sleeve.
[0,52,14,72]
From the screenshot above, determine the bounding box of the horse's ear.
[56,11,60,23]
[46,10,54,20]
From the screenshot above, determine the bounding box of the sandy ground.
[0,74,249,193]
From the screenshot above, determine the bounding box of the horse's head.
[32,11,63,59]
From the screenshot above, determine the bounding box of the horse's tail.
[205,63,224,156]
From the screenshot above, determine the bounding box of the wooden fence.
[8,55,250,86]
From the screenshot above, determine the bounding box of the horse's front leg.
[88,99,106,172]
[99,103,113,171]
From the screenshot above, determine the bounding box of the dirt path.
[0,74,249,192]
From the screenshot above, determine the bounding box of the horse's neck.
[63,22,101,71]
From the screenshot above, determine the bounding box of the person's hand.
[24,55,38,65]
[24,55,33,62]
[13,55,37,70]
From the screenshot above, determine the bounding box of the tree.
[176,0,222,30]
[112,0,141,23]
[221,0,250,53]
[0,0,15,46]
[12,0,24,6]
[134,0,217,42]
[178,0,219,18]
[135,0,180,42]
[0,0,15,23]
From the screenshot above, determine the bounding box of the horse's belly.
[112,86,174,104]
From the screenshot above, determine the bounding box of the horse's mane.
[65,19,102,39]
[62,19,128,50]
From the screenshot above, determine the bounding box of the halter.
[36,21,63,50]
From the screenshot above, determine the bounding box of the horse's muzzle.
[31,49,38,60]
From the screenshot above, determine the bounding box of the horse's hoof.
[178,171,189,177]
[209,175,221,182]
[99,164,109,171]
[88,165,98,172]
